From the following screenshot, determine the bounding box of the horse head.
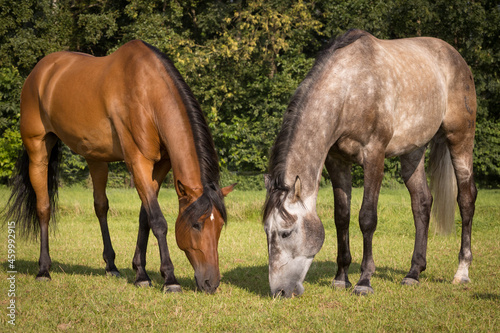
[175,181,235,294]
[263,175,325,297]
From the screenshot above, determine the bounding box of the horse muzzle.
[272,282,305,298]
[194,271,220,294]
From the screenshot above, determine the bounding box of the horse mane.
[263,29,368,223]
[141,41,227,223]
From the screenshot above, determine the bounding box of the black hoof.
[36,272,51,281]
[353,285,374,296]
[401,277,419,286]
[106,270,121,277]
[332,280,352,289]
[135,280,152,288]
[163,284,182,293]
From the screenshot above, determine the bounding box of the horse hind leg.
[87,160,120,277]
[442,82,477,284]
[24,135,59,280]
[132,204,152,287]
[400,147,432,285]
[448,136,477,284]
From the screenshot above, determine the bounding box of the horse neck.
[283,90,343,199]
[155,99,203,194]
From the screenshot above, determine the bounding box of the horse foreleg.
[400,147,432,285]
[325,155,353,289]
[130,157,181,292]
[354,151,385,295]
[87,160,119,276]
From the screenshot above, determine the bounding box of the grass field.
[1,185,499,332]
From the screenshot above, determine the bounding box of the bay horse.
[3,40,235,293]
[263,29,477,297]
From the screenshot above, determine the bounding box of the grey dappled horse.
[263,29,477,297]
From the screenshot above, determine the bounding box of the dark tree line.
[1,0,499,188]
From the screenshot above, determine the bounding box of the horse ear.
[221,183,237,197]
[293,176,301,202]
[264,174,271,190]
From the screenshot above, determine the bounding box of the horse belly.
[385,100,445,157]
[50,110,124,161]
[41,90,123,161]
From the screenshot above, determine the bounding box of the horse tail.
[2,142,61,239]
[429,137,457,235]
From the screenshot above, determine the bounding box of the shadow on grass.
[472,293,500,301]
[222,259,412,297]
[8,259,443,297]
[2,259,196,291]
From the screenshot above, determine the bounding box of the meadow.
[1,185,499,332]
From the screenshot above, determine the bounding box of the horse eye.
[281,231,292,239]
[193,223,202,231]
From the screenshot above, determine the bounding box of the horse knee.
[150,218,168,238]
[335,204,350,226]
[359,207,377,234]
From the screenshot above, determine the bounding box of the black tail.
[2,142,61,239]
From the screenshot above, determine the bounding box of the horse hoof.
[401,277,419,286]
[35,276,51,282]
[353,285,374,296]
[106,270,120,277]
[36,272,51,281]
[452,276,470,285]
[135,280,152,288]
[163,284,182,293]
[332,280,352,289]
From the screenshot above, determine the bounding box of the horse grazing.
[263,29,477,297]
[3,40,235,293]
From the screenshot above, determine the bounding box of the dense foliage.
[1,0,499,188]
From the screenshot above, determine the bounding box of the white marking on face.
[210,213,214,221]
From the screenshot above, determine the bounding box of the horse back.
[20,40,167,161]
[326,32,474,158]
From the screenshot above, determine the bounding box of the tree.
[0,0,498,186]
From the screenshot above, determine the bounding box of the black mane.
[142,41,227,223]
[263,29,368,222]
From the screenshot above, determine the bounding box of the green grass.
[1,186,499,332]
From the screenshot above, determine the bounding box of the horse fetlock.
[452,261,471,284]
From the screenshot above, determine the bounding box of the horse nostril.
[205,280,211,289]
[275,289,286,298]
